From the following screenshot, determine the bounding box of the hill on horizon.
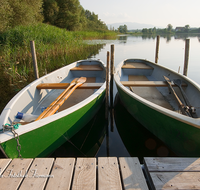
[107,22,162,30]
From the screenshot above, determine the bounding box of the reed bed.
[0,23,114,112]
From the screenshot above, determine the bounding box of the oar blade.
[70,78,79,85]
[77,77,87,84]
[173,79,182,86]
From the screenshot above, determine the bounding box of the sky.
[79,0,200,28]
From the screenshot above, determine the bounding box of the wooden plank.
[70,65,103,71]
[121,81,187,87]
[0,159,12,175]
[144,157,200,172]
[98,157,122,190]
[122,62,153,69]
[36,83,103,89]
[0,158,33,190]
[19,158,54,190]
[45,158,75,190]
[119,157,148,190]
[72,158,96,190]
[150,172,200,190]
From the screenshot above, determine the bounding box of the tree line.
[116,24,200,34]
[0,0,108,32]
[141,24,200,34]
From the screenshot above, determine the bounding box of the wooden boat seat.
[70,65,103,71]
[37,83,103,89]
[127,75,174,110]
[121,81,187,87]
[122,62,153,70]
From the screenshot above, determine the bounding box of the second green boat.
[114,58,200,156]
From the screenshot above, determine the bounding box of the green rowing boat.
[0,59,106,158]
[114,59,200,156]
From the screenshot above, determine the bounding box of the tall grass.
[0,23,115,112]
[0,23,113,82]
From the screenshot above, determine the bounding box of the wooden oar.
[163,76,192,117]
[173,79,197,118]
[35,78,79,121]
[42,77,87,118]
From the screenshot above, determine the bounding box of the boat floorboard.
[128,75,173,110]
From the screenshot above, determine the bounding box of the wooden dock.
[144,157,200,190]
[0,157,200,190]
[0,157,148,190]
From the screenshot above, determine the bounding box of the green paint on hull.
[114,95,176,161]
[1,91,105,158]
[117,86,200,157]
[50,101,106,157]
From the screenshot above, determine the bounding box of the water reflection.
[139,34,200,42]
[118,35,128,43]
[50,101,107,157]
[114,94,177,163]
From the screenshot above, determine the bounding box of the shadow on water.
[49,101,107,158]
[49,89,178,160]
[114,93,177,163]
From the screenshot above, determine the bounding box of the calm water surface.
[50,35,200,160]
[90,35,200,84]
[93,35,200,159]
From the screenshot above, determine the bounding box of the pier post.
[106,51,110,120]
[183,39,190,76]
[30,41,39,79]
[110,45,114,132]
[155,35,160,63]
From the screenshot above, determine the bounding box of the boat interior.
[11,61,106,124]
[120,60,199,118]
[35,63,105,114]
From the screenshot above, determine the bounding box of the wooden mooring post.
[105,51,110,120]
[106,52,110,157]
[110,45,115,132]
[30,41,39,79]
[183,39,190,76]
[155,35,160,63]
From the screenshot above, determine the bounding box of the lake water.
[50,35,200,161]
[90,35,200,84]
[92,35,200,159]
